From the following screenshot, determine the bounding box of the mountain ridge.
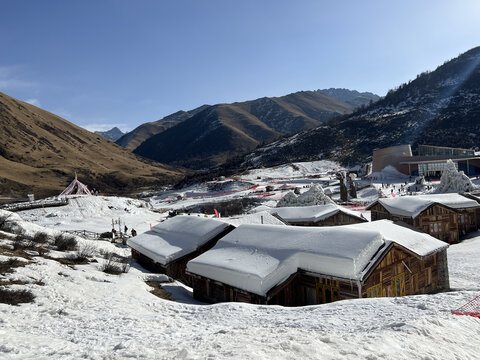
[95,127,125,142]
[131,90,364,169]
[239,46,480,169]
[0,92,185,199]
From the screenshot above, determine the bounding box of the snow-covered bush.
[276,185,334,207]
[276,192,297,207]
[437,160,478,193]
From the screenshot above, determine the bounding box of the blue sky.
[1,0,479,132]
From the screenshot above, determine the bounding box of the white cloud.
[0,65,38,91]
[25,98,41,107]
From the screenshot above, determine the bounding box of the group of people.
[111,225,137,238]
[124,225,137,237]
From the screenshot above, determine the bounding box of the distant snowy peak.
[95,127,125,142]
[316,88,380,108]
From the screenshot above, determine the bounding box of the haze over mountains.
[0,92,184,199]
[240,46,480,168]
[119,89,377,169]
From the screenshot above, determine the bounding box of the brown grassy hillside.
[133,91,355,169]
[0,92,185,200]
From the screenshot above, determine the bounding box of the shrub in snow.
[32,232,49,245]
[0,288,35,305]
[54,234,78,251]
[100,231,113,239]
[277,185,334,208]
[75,242,97,260]
[100,252,130,275]
[437,160,478,193]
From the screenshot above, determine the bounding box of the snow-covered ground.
[2,160,480,359]
[18,195,166,235]
[0,218,479,359]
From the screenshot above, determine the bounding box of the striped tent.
[60,173,92,196]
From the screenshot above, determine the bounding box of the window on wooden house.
[392,273,406,297]
[316,283,341,304]
[367,284,382,298]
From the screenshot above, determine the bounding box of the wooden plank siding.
[131,225,235,286]
[288,211,366,227]
[188,244,449,306]
[370,202,479,244]
[362,245,449,298]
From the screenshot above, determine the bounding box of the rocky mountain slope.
[0,92,185,199]
[116,105,209,151]
[316,88,379,108]
[133,91,355,169]
[241,46,480,168]
[95,127,125,141]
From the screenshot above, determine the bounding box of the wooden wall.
[362,245,449,298]
[370,202,479,243]
[189,245,449,306]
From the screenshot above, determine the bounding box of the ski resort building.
[367,194,480,243]
[271,204,367,226]
[186,221,449,306]
[372,144,480,176]
[127,215,234,286]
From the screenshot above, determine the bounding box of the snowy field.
[18,196,166,235]
[1,160,480,359]
[0,220,479,359]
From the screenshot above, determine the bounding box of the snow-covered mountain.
[94,127,125,142]
[241,46,480,168]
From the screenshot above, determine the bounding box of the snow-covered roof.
[272,204,365,223]
[250,204,365,223]
[346,220,449,258]
[223,211,286,227]
[368,193,480,218]
[187,224,384,296]
[127,215,230,265]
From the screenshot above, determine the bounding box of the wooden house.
[186,221,449,306]
[127,215,234,286]
[272,204,367,226]
[367,194,480,244]
[250,204,367,226]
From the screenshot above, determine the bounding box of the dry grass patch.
[0,246,32,259]
[0,258,30,274]
[146,281,174,301]
[42,254,89,267]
